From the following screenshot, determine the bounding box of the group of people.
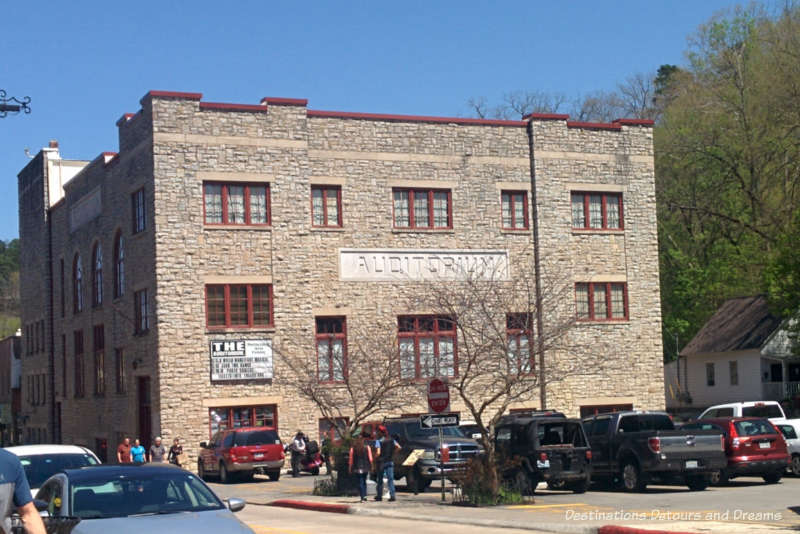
[116,436,184,466]
[348,425,401,502]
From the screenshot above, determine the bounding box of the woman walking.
[167,438,183,467]
[348,437,373,502]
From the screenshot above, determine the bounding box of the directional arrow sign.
[420,413,460,429]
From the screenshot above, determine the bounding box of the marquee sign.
[210,339,273,381]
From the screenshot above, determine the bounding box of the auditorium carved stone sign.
[339,249,510,281]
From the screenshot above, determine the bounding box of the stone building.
[18,90,663,461]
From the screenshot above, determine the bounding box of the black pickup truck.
[582,411,727,492]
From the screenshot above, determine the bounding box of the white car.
[6,444,101,495]
[698,401,800,426]
[776,421,800,476]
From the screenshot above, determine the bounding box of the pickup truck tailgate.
[656,431,726,472]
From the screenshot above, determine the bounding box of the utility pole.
[0,90,31,117]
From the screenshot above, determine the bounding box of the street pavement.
[208,469,800,533]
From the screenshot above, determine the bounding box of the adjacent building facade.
[18,90,664,463]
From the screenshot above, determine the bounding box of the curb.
[269,499,350,514]
[597,528,695,534]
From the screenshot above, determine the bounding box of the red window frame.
[310,185,343,228]
[208,404,278,438]
[571,192,624,230]
[93,324,105,396]
[92,242,103,307]
[397,315,458,379]
[132,188,146,234]
[74,330,85,398]
[134,289,149,334]
[315,317,347,383]
[204,284,274,329]
[501,191,529,230]
[202,182,271,226]
[506,313,534,374]
[392,188,452,229]
[574,282,629,321]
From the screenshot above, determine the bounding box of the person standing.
[348,437,373,503]
[0,448,46,534]
[374,425,401,502]
[149,436,166,463]
[167,438,183,467]
[116,437,132,464]
[289,431,306,477]
[130,439,146,464]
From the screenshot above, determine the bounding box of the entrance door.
[137,377,152,449]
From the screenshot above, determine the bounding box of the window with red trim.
[93,324,105,396]
[311,185,342,227]
[398,315,457,379]
[575,282,628,321]
[501,191,529,230]
[571,192,623,230]
[316,317,346,383]
[203,182,270,225]
[393,188,452,229]
[205,284,273,329]
[74,330,85,398]
[507,313,533,374]
[92,242,103,307]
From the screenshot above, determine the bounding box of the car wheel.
[791,455,800,477]
[686,475,708,491]
[763,472,782,484]
[220,462,230,484]
[268,470,281,481]
[621,461,646,492]
[710,469,729,486]
[198,461,207,481]
[546,479,566,490]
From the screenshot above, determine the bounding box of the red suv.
[198,427,285,483]
[682,417,789,485]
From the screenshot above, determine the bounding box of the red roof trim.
[260,97,308,106]
[308,109,526,127]
[613,118,655,126]
[147,90,203,100]
[102,152,119,167]
[566,121,622,131]
[199,102,269,112]
[523,113,570,121]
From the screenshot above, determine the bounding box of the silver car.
[34,464,254,534]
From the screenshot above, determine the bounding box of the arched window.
[92,242,103,306]
[73,254,83,313]
[113,231,125,298]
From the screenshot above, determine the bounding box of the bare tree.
[617,72,658,120]
[468,91,567,120]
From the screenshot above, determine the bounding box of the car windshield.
[734,419,777,437]
[742,405,783,419]
[536,422,587,446]
[19,454,99,489]
[405,424,466,439]
[69,471,224,519]
[234,430,279,446]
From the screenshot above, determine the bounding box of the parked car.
[459,421,483,441]
[34,464,254,533]
[698,401,800,426]
[495,415,592,494]
[582,411,727,492]
[6,444,101,496]
[775,421,800,475]
[682,417,790,484]
[382,416,481,493]
[198,426,284,483]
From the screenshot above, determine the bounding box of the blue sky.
[1,0,745,240]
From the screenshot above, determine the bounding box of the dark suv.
[383,417,482,493]
[198,427,285,483]
[495,415,592,494]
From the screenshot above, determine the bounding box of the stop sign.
[427,378,450,414]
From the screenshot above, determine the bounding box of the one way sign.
[420,413,460,429]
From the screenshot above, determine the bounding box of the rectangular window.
[61,334,67,398]
[209,404,277,437]
[392,188,452,229]
[571,192,623,230]
[132,188,146,233]
[706,362,715,387]
[205,284,273,329]
[575,282,628,321]
[316,317,346,383]
[398,315,457,379]
[115,349,125,394]
[60,258,65,317]
[134,289,149,334]
[506,313,533,374]
[203,183,271,226]
[311,185,342,227]
[93,325,105,396]
[74,330,85,398]
[501,191,529,230]
[729,361,738,386]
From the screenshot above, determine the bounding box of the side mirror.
[225,498,246,513]
[200,442,208,449]
[33,499,49,512]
